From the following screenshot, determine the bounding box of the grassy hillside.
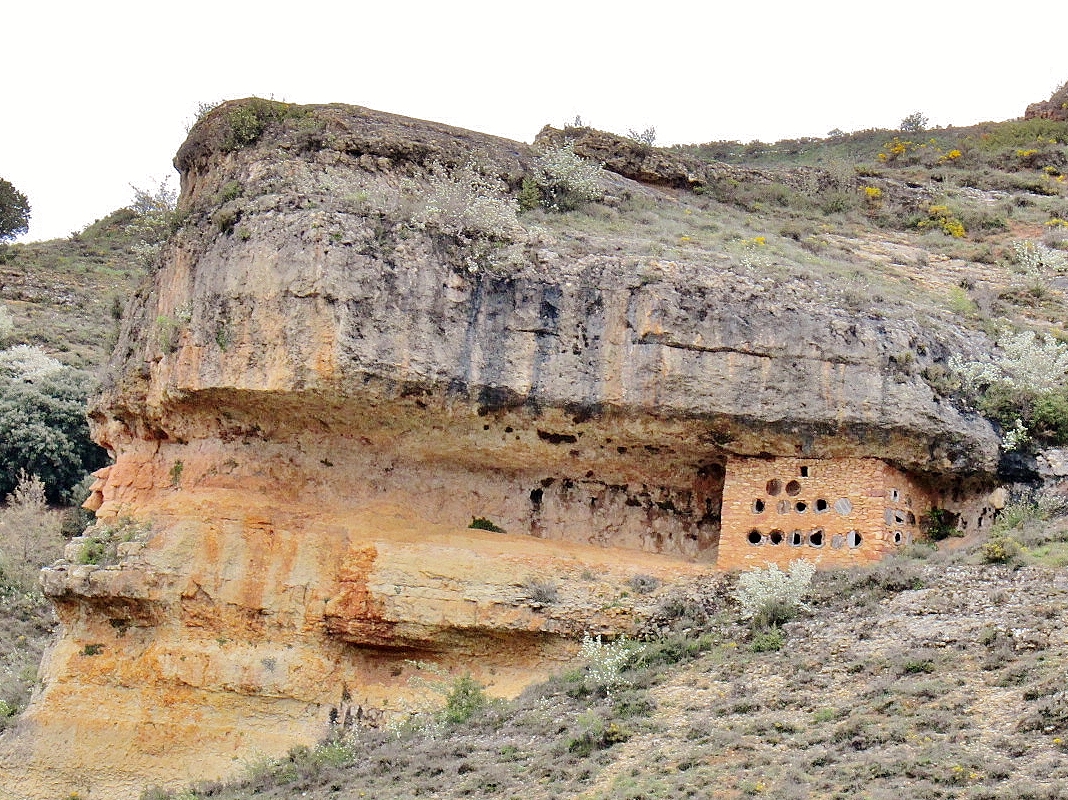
[0,208,147,368]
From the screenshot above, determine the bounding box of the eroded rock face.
[1025,81,1068,122]
[0,99,1000,798]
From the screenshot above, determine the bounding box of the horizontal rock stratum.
[0,99,1001,798]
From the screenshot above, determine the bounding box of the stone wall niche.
[717,456,931,569]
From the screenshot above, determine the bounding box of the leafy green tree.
[0,368,108,503]
[0,178,31,242]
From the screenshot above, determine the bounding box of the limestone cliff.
[0,99,1001,799]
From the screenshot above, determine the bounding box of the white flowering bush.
[1001,418,1031,451]
[524,144,604,212]
[579,633,636,695]
[950,330,1068,395]
[1011,239,1068,276]
[0,345,64,382]
[949,329,1068,448]
[412,162,523,242]
[125,179,178,269]
[733,559,815,628]
[0,305,12,343]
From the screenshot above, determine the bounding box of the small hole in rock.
[753,499,766,513]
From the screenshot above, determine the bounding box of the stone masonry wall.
[718,456,932,569]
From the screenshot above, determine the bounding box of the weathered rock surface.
[1026,81,1068,122]
[0,99,1002,798]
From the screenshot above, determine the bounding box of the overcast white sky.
[3,0,1066,242]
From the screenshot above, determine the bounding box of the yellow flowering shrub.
[917,204,966,238]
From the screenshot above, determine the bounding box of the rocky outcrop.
[1025,81,1068,122]
[0,99,1000,798]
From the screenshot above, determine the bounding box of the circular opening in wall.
[831,534,845,549]
[769,529,784,545]
[795,501,808,513]
[815,498,829,513]
[753,499,766,513]
[777,500,790,514]
[766,479,782,496]
[884,509,895,525]
[809,529,824,547]
[894,511,907,525]
[848,530,863,548]
[790,530,803,546]
[893,530,903,545]
[748,529,763,545]
[785,480,802,496]
[834,498,853,515]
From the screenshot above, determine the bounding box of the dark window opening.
[786,480,802,496]
[748,529,763,545]
[815,498,829,512]
[768,529,784,545]
[753,499,766,513]
[848,530,863,548]
[800,466,809,477]
[795,501,808,513]
[893,530,903,545]
[766,479,782,496]
[809,529,824,547]
[790,530,803,546]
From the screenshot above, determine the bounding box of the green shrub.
[922,508,961,540]
[469,517,505,532]
[0,366,108,503]
[750,628,784,652]
[442,673,488,724]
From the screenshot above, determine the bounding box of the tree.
[0,367,108,503]
[899,112,929,133]
[0,178,31,242]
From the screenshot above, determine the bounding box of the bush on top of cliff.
[221,98,311,152]
[521,143,605,212]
